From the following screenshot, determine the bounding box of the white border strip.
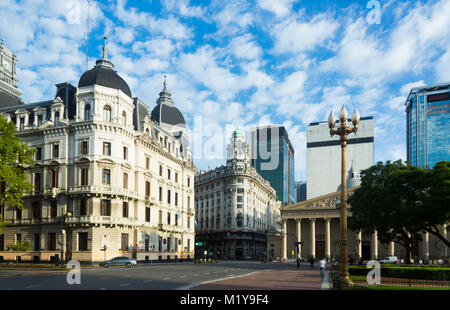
[176,270,263,290]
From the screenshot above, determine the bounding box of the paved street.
[0,261,329,290]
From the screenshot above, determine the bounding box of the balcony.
[68,185,139,199]
[6,218,60,226]
[158,224,187,233]
[65,215,139,227]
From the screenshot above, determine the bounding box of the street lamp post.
[328,105,360,288]
[60,210,72,268]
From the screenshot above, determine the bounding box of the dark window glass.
[48,233,56,250]
[78,232,88,251]
[101,200,111,216]
[50,201,57,218]
[53,144,59,158]
[102,169,110,185]
[145,207,150,222]
[34,173,41,191]
[123,202,128,218]
[32,202,40,219]
[81,168,88,186]
[36,147,42,160]
[79,199,87,216]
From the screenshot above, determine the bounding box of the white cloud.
[272,13,339,54]
[257,0,296,18]
[229,34,262,60]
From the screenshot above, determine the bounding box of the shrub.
[7,241,32,252]
[348,265,450,280]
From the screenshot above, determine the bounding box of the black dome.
[151,103,186,127]
[78,65,132,97]
[0,90,24,108]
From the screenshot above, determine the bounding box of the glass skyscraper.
[406,83,450,168]
[250,125,295,206]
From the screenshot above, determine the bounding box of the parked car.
[100,257,137,268]
[379,256,398,264]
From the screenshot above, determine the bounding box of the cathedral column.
[371,230,378,260]
[296,219,301,259]
[281,219,287,262]
[388,241,395,257]
[443,224,448,258]
[423,232,429,259]
[357,230,362,260]
[325,218,331,260]
[310,218,316,259]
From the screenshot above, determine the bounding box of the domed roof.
[233,125,245,137]
[150,77,186,128]
[78,66,131,97]
[0,90,24,108]
[78,37,132,98]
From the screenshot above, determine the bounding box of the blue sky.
[1,0,449,180]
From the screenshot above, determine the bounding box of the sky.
[1,0,449,181]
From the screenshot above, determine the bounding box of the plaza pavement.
[190,267,331,290]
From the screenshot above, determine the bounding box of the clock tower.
[0,37,23,107]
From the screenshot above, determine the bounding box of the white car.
[379,256,398,264]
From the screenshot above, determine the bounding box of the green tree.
[348,160,422,264]
[0,114,35,233]
[397,161,450,247]
[349,160,450,264]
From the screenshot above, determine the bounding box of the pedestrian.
[319,258,326,277]
[309,256,314,269]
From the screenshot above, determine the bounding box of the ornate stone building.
[271,187,448,263]
[195,127,282,260]
[0,39,196,264]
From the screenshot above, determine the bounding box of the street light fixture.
[328,105,360,288]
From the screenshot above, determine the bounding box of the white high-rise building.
[306,117,374,199]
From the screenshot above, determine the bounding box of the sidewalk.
[191,268,330,290]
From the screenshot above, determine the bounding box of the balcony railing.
[69,185,139,199]
[65,215,139,226]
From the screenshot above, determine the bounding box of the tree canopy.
[0,114,35,233]
[348,160,450,263]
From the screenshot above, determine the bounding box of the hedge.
[348,266,450,280]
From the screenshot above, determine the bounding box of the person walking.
[319,258,326,277]
[309,256,314,269]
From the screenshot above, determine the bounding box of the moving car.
[100,256,137,268]
[379,256,398,264]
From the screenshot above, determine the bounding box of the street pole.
[328,105,359,288]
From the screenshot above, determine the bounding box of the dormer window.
[37,115,43,126]
[19,117,25,130]
[103,105,111,122]
[54,111,60,122]
[85,104,91,120]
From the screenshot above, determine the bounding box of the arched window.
[122,111,127,126]
[85,104,91,120]
[103,105,111,122]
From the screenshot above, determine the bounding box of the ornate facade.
[270,187,448,263]
[0,39,196,264]
[195,127,282,260]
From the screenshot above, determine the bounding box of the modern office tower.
[405,82,450,168]
[306,117,374,199]
[250,125,295,206]
[0,39,196,263]
[295,181,307,202]
[194,128,281,260]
